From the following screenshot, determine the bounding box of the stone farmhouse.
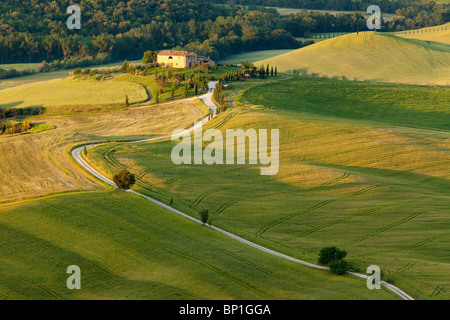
[157,50,216,68]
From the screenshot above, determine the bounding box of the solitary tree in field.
[275,66,278,76]
[83,146,87,157]
[184,83,189,98]
[199,209,209,225]
[125,95,129,107]
[113,170,136,191]
[318,246,347,266]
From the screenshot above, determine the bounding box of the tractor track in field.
[71,81,415,301]
[256,200,335,237]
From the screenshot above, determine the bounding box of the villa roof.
[158,50,195,57]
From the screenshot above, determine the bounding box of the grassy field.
[0,63,38,71]
[218,50,297,65]
[240,77,450,130]
[0,60,139,89]
[0,99,208,202]
[0,78,148,109]
[265,7,397,21]
[86,77,450,300]
[0,190,397,299]
[395,23,450,45]
[256,32,450,85]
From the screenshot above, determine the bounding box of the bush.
[329,259,349,275]
[112,170,136,191]
[318,246,347,266]
[199,209,209,225]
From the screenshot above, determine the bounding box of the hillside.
[0,190,398,299]
[257,32,450,85]
[395,23,450,45]
[0,78,148,109]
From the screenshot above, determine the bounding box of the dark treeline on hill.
[208,0,410,12]
[0,0,447,65]
[0,0,300,64]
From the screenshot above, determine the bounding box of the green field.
[0,63,38,71]
[256,31,450,85]
[240,77,450,130]
[0,60,139,89]
[0,190,397,299]
[265,7,397,21]
[0,78,148,109]
[218,50,296,65]
[86,77,450,300]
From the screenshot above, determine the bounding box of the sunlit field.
[257,31,450,85]
[86,77,450,300]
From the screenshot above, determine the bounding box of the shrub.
[199,209,209,225]
[318,246,347,266]
[113,170,136,191]
[329,259,349,275]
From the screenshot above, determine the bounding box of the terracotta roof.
[158,50,195,57]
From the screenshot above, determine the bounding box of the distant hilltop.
[257,30,450,86]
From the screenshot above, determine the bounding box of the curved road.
[71,81,414,301]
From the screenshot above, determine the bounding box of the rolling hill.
[257,31,450,85]
[395,23,450,45]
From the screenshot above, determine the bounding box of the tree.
[125,95,129,106]
[170,86,175,100]
[121,60,129,73]
[113,170,136,191]
[199,209,209,225]
[83,146,87,157]
[275,66,278,76]
[155,90,159,104]
[329,259,349,275]
[184,83,189,98]
[142,50,157,64]
[318,246,347,266]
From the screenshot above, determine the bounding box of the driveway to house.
[71,81,414,301]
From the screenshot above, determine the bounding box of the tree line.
[0,121,32,135]
[0,0,447,66]
[208,0,412,13]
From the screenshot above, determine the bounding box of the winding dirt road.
[71,81,414,301]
